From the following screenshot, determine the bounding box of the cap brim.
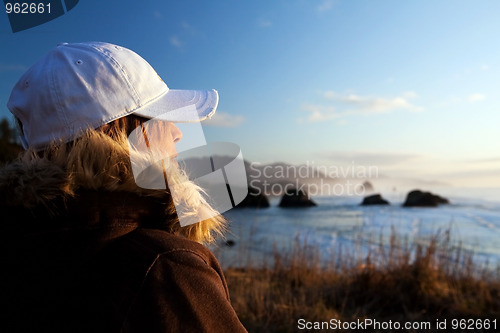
[133,89,218,122]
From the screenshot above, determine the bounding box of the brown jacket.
[0,160,247,332]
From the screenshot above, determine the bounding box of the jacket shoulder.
[104,229,247,332]
[121,228,217,265]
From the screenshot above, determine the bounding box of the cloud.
[168,21,202,50]
[302,104,339,122]
[0,63,27,72]
[481,65,489,71]
[437,168,500,179]
[317,0,335,12]
[402,91,417,99]
[323,91,421,113]
[318,151,421,166]
[180,21,197,35]
[256,18,272,28]
[203,112,245,127]
[463,156,500,164]
[468,93,485,103]
[153,10,163,19]
[301,91,422,122]
[169,36,182,48]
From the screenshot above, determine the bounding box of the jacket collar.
[0,157,175,233]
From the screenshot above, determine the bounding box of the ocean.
[214,191,500,270]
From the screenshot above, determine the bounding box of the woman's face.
[140,120,183,166]
[162,122,183,163]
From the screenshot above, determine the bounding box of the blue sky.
[1,0,499,192]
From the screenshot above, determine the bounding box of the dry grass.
[223,229,500,332]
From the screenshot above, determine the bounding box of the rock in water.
[279,188,316,208]
[235,187,270,208]
[403,189,449,207]
[362,181,374,193]
[361,194,389,205]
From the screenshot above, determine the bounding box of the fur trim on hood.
[0,129,226,244]
[0,157,72,211]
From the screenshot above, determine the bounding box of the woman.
[0,42,247,332]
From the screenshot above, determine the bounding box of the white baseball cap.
[7,41,219,149]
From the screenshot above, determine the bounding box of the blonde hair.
[20,115,226,244]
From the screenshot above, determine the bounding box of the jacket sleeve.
[121,248,247,333]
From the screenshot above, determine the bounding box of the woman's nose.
[171,123,183,144]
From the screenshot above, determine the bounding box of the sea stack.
[361,194,390,206]
[235,187,270,208]
[403,189,449,207]
[362,181,374,193]
[279,188,316,208]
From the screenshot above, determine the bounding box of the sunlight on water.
[215,193,500,269]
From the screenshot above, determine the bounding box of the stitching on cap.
[49,53,70,142]
[88,44,141,106]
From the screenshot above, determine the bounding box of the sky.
[1,0,499,194]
